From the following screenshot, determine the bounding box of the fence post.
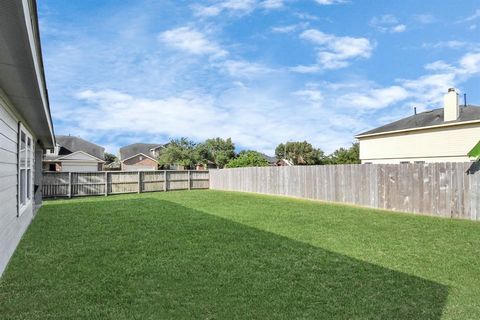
[164,170,168,192]
[105,171,108,196]
[138,171,142,193]
[68,172,72,198]
[188,170,191,190]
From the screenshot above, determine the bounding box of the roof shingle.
[357,105,480,137]
[119,143,163,160]
[55,135,105,159]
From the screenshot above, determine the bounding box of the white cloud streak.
[370,15,407,33]
[293,29,374,71]
[192,0,283,17]
[158,27,228,58]
[315,0,346,5]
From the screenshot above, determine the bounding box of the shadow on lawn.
[2,197,448,319]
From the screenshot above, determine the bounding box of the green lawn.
[1,190,480,319]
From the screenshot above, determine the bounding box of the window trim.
[18,123,34,217]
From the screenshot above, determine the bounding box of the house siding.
[122,155,158,171]
[359,122,480,164]
[61,162,98,172]
[0,97,38,276]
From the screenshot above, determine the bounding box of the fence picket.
[43,170,210,198]
[209,163,480,221]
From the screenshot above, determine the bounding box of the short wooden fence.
[42,170,209,198]
[210,163,480,221]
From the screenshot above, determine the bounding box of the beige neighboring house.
[43,136,105,172]
[119,143,163,171]
[356,88,480,164]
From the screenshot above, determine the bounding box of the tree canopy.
[275,141,324,165]
[225,151,269,168]
[196,137,235,169]
[104,152,116,164]
[325,143,360,164]
[157,138,199,169]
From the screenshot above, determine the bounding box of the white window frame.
[18,123,34,217]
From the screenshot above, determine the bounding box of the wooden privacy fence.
[43,170,209,198]
[210,163,480,221]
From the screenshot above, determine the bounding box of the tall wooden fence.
[210,163,480,220]
[43,170,209,198]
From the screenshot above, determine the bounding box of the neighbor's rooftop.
[119,143,163,160]
[357,105,480,137]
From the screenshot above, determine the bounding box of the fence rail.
[43,170,209,198]
[210,163,480,221]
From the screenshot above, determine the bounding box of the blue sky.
[38,0,480,155]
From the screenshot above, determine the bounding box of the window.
[18,124,34,216]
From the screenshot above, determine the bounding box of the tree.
[157,138,199,169]
[104,152,116,164]
[325,143,360,164]
[196,137,235,168]
[275,141,324,165]
[225,151,269,168]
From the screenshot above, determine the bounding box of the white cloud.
[315,0,346,5]
[271,22,309,33]
[294,29,373,71]
[158,27,227,58]
[261,0,284,9]
[338,86,410,110]
[422,40,469,49]
[462,9,480,22]
[412,14,435,24]
[293,89,324,103]
[217,59,274,78]
[293,11,319,21]
[458,52,480,74]
[192,0,282,17]
[330,50,480,113]
[70,86,352,155]
[392,24,406,33]
[424,60,455,72]
[289,64,321,73]
[222,0,256,11]
[370,15,407,33]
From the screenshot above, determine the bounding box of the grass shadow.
[0,197,448,319]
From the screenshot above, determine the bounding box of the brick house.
[119,143,163,171]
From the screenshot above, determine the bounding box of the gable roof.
[53,151,105,162]
[121,152,159,163]
[356,105,480,138]
[56,135,105,159]
[119,143,163,161]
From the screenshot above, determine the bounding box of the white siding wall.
[0,98,36,276]
[359,123,480,164]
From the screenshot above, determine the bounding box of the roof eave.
[356,118,480,139]
[22,0,55,148]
